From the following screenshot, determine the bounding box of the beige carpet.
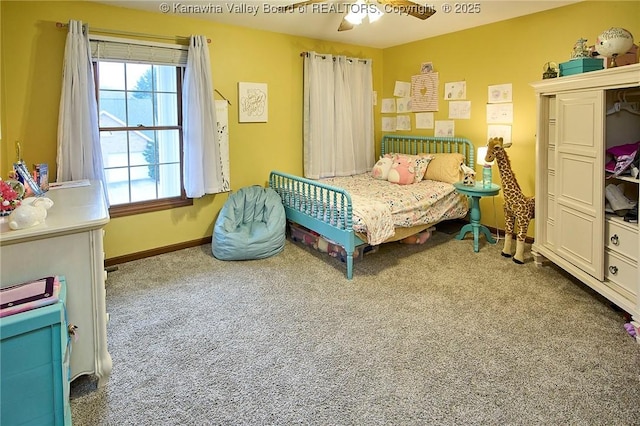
[69,229,640,425]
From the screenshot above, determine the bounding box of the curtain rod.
[57,21,228,104]
[56,22,211,44]
[300,51,369,63]
[301,52,325,58]
[215,89,231,105]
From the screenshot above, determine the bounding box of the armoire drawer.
[605,218,638,261]
[605,249,638,297]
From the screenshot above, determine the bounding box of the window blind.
[89,35,188,66]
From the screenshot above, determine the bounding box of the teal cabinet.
[0,278,71,425]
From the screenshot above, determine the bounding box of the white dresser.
[0,180,112,385]
[531,64,640,328]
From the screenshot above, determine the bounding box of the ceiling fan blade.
[338,16,355,32]
[278,0,325,13]
[378,0,436,20]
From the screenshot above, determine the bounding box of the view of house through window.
[96,61,183,209]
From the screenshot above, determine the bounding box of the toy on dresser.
[7,197,54,230]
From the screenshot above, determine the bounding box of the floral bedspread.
[320,174,468,245]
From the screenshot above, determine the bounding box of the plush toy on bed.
[371,156,393,180]
[387,155,416,185]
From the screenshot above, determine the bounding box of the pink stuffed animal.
[387,156,415,185]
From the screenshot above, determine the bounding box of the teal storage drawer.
[559,58,604,76]
[0,278,71,426]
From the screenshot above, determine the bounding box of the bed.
[269,135,475,279]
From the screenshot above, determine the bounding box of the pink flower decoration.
[0,181,22,213]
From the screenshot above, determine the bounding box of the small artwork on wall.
[415,112,434,129]
[238,82,268,123]
[420,62,433,73]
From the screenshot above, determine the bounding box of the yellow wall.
[1,1,638,260]
[0,1,382,259]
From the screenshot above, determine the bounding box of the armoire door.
[555,90,605,280]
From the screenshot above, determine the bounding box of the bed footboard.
[269,171,365,279]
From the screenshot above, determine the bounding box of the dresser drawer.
[605,218,638,261]
[605,249,638,297]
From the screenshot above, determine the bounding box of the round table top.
[453,181,501,197]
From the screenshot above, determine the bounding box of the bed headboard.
[381,135,475,168]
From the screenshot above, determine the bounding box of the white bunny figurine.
[8,197,54,230]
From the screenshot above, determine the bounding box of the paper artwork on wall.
[394,81,411,97]
[487,124,512,145]
[445,81,466,100]
[238,82,268,122]
[415,112,434,129]
[215,99,231,192]
[382,116,397,132]
[381,98,396,113]
[410,73,439,112]
[420,62,433,73]
[396,97,411,113]
[435,120,455,137]
[396,115,411,131]
[488,83,512,103]
[486,103,513,124]
[448,101,471,119]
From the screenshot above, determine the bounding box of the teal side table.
[453,182,501,252]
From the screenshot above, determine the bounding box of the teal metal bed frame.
[269,135,475,279]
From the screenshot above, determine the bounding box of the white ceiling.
[98,0,580,49]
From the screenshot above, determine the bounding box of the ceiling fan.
[278,0,436,32]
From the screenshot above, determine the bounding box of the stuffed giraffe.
[484,137,535,264]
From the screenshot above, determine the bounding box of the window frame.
[93,61,192,218]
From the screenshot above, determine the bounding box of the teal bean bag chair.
[212,186,286,260]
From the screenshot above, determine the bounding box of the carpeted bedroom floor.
[69,227,640,425]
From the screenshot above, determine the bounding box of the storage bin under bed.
[288,222,379,263]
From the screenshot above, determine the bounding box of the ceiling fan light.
[368,4,383,23]
[345,10,365,25]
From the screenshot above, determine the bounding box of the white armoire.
[531,63,640,331]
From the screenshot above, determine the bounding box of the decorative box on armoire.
[558,57,604,76]
[0,277,72,425]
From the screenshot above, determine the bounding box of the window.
[92,38,191,217]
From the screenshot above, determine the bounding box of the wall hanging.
[238,82,268,123]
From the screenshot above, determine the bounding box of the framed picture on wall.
[420,62,433,73]
[238,82,268,123]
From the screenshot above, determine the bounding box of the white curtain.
[183,35,225,198]
[56,20,107,193]
[303,52,374,179]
